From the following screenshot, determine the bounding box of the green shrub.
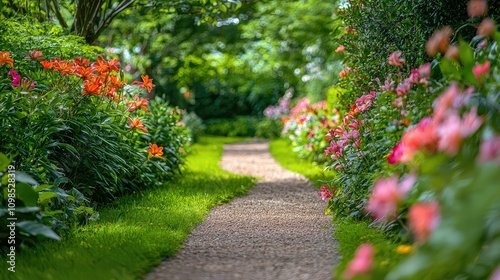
[204,116,259,137]
[0,22,190,247]
[182,111,206,143]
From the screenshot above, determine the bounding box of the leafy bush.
[325,2,500,278]
[183,111,206,143]
[282,97,339,163]
[204,116,259,137]
[0,23,190,247]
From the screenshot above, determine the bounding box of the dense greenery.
[0,19,190,246]
[0,136,255,279]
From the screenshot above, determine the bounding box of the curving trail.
[145,140,338,280]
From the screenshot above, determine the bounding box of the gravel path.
[145,140,338,280]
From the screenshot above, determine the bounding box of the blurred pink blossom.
[409,201,440,243]
[366,175,413,221]
[388,51,405,66]
[478,136,500,163]
[490,265,500,280]
[473,60,490,81]
[418,63,431,80]
[344,243,374,279]
[396,80,411,96]
[380,79,395,92]
[319,185,334,201]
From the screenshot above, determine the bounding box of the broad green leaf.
[16,183,39,206]
[16,221,61,240]
[458,40,475,69]
[39,192,57,203]
[0,153,10,171]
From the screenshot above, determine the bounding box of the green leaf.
[458,40,475,69]
[15,171,39,186]
[16,183,39,207]
[0,153,10,171]
[34,184,53,192]
[16,221,61,240]
[39,192,57,203]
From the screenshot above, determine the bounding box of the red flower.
[131,75,154,93]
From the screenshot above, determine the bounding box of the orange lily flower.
[147,143,164,159]
[0,51,14,67]
[127,95,149,112]
[127,117,148,133]
[73,57,90,67]
[92,56,120,73]
[41,60,54,69]
[82,76,103,95]
[131,75,154,93]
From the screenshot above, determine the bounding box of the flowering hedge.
[275,0,500,278]
[0,44,189,246]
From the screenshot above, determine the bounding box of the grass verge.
[269,138,404,278]
[1,136,255,280]
[269,139,334,187]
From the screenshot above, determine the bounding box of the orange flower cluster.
[0,51,14,67]
[41,55,124,101]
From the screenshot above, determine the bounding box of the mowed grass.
[269,139,334,187]
[269,138,403,278]
[1,136,255,280]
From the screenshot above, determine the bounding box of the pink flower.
[437,108,483,155]
[335,45,345,53]
[418,63,431,79]
[319,185,334,201]
[387,142,404,164]
[396,80,411,96]
[461,107,484,136]
[408,202,440,243]
[290,97,310,115]
[409,69,420,84]
[380,79,395,92]
[473,61,490,81]
[343,243,374,279]
[366,176,412,221]
[490,265,500,280]
[388,51,405,66]
[397,117,439,162]
[478,136,500,163]
[437,113,465,155]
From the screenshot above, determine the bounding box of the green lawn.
[269,138,404,278]
[1,136,255,280]
[269,139,334,187]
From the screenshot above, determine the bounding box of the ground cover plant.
[0,136,254,279]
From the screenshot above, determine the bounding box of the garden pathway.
[145,139,338,280]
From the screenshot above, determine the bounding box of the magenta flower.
[343,243,375,279]
[408,201,440,243]
[388,51,405,66]
[388,142,404,164]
